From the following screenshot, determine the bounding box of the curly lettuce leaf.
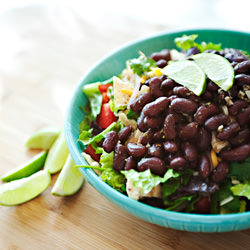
[175,34,221,52]
[121,169,179,195]
[128,55,156,76]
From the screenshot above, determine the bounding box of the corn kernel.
[211,149,219,168]
[121,89,133,96]
[154,68,163,77]
[141,75,147,83]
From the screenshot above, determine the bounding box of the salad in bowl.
[77,34,250,215]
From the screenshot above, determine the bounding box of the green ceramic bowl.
[65,29,250,232]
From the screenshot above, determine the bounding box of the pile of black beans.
[101,47,250,201]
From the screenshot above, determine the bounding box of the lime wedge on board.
[1,151,47,182]
[162,60,206,96]
[44,130,69,174]
[192,53,234,91]
[0,170,50,206]
[51,154,85,196]
[25,127,60,150]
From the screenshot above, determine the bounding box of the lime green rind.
[51,154,85,196]
[44,130,69,174]
[25,127,60,150]
[1,151,47,182]
[162,60,206,96]
[192,53,234,91]
[0,170,51,206]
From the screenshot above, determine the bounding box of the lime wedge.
[1,151,47,182]
[0,170,50,206]
[44,130,69,174]
[51,154,84,196]
[162,60,206,96]
[25,127,60,150]
[192,53,234,91]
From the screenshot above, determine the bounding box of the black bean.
[234,74,250,86]
[229,129,250,146]
[137,112,148,132]
[124,156,137,171]
[118,126,132,144]
[206,81,219,92]
[149,77,164,98]
[102,131,119,153]
[182,142,198,162]
[197,128,211,152]
[113,144,128,172]
[144,116,164,130]
[173,86,190,97]
[186,47,200,56]
[142,97,169,117]
[152,130,165,143]
[220,144,250,162]
[170,98,198,114]
[139,129,154,145]
[212,161,229,183]
[156,59,167,68]
[151,49,171,62]
[170,157,188,170]
[161,78,176,90]
[127,143,147,158]
[204,114,230,131]
[237,107,250,126]
[138,157,167,176]
[216,122,240,140]
[179,122,198,140]
[163,114,176,140]
[194,103,219,125]
[130,92,153,113]
[148,144,164,158]
[234,60,250,74]
[228,100,248,116]
[198,155,211,179]
[163,141,178,153]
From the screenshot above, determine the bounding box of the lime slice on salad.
[51,154,85,196]
[0,170,50,206]
[162,60,206,96]
[192,53,234,91]
[44,130,69,174]
[25,127,60,150]
[1,151,47,182]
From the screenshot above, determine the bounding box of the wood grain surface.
[0,3,250,250]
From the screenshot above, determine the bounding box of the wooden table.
[0,3,250,249]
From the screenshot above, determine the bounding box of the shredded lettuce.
[121,169,179,195]
[79,122,116,146]
[175,34,221,52]
[231,181,250,199]
[128,55,156,76]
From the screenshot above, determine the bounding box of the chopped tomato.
[85,145,101,162]
[97,103,117,129]
[98,83,112,93]
[102,92,110,103]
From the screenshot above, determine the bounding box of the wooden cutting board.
[1,3,250,249]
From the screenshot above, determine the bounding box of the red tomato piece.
[98,84,112,93]
[85,145,101,162]
[102,92,110,103]
[97,103,117,129]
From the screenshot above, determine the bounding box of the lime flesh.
[51,154,85,196]
[25,127,60,150]
[1,151,47,182]
[44,130,69,174]
[162,60,206,96]
[192,53,234,91]
[0,170,51,206]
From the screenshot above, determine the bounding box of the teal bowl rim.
[65,28,250,232]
